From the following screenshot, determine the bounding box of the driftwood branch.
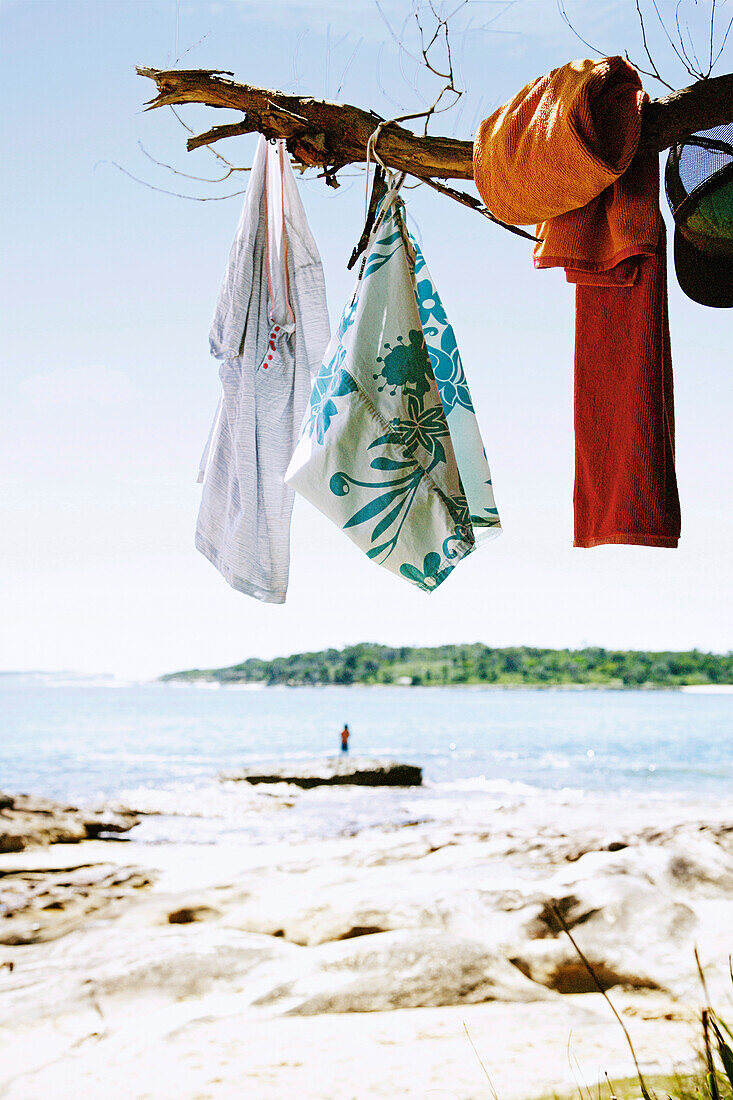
[187,119,256,150]
[641,74,733,151]
[138,67,733,185]
[137,66,485,180]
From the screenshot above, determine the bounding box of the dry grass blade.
[462,1019,500,1100]
[695,947,713,1006]
[552,905,654,1100]
[709,1018,733,1089]
[702,1009,721,1100]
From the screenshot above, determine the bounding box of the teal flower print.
[400,551,455,591]
[304,342,357,445]
[412,246,474,415]
[362,227,404,280]
[445,494,471,531]
[336,292,358,340]
[415,279,449,328]
[373,330,431,403]
[370,401,449,472]
[329,459,425,564]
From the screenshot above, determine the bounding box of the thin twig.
[416,175,541,241]
[556,0,605,57]
[675,0,704,78]
[335,37,364,98]
[97,160,248,200]
[399,46,426,105]
[628,0,676,90]
[292,30,307,92]
[137,141,248,182]
[375,0,422,67]
[712,14,733,71]
[175,29,210,67]
[169,105,238,170]
[469,93,486,136]
[376,40,408,111]
[650,0,702,80]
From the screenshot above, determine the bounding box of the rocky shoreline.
[221,757,423,788]
[1,772,731,1098]
[0,792,146,947]
[0,791,139,853]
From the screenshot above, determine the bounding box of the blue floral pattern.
[414,276,474,414]
[302,342,357,445]
[286,182,501,593]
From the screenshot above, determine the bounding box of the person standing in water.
[340,724,350,753]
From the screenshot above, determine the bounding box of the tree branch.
[137,66,481,180]
[641,73,733,153]
[187,119,256,151]
[138,66,733,185]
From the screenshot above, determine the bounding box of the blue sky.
[1,0,731,677]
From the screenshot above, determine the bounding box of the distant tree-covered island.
[161,644,733,689]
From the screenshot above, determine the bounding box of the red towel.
[474,57,680,548]
[573,226,679,546]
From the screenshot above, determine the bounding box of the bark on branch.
[138,67,733,184]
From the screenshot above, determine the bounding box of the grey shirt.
[196,137,330,603]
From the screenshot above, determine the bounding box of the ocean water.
[1,673,731,845]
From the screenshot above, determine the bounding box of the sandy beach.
[4,0,733,1092]
[2,771,731,1100]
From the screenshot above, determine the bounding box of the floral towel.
[285,181,501,592]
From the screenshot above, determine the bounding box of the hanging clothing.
[285,177,501,593]
[474,56,680,548]
[196,137,330,602]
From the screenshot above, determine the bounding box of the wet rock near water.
[0,792,139,853]
[221,757,423,789]
[0,861,155,945]
[0,794,147,945]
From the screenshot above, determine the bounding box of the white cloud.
[18,365,138,408]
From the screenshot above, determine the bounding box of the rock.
[221,757,422,788]
[167,905,220,925]
[2,785,732,1041]
[209,806,733,1006]
[83,811,140,838]
[0,862,155,945]
[510,950,660,994]
[0,808,87,852]
[0,924,292,1031]
[505,844,709,995]
[0,792,139,853]
[253,930,555,1015]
